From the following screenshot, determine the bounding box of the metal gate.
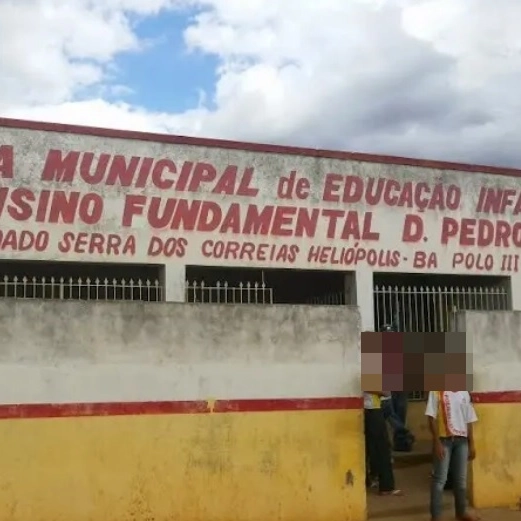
[374,283,510,401]
[374,284,510,333]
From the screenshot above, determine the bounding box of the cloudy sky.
[1,0,520,167]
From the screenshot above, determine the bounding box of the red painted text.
[41,149,259,196]
[0,187,103,225]
[475,187,521,215]
[441,217,521,247]
[0,145,13,179]
[58,232,136,256]
[322,175,461,212]
[122,195,381,240]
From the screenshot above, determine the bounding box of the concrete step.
[393,441,431,468]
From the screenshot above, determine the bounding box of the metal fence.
[0,275,163,302]
[374,284,510,333]
[375,284,510,402]
[185,280,274,304]
[307,291,347,305]
[408,391,426,402]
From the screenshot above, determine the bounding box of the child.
[364,391,403,496]
[425,391,479,521]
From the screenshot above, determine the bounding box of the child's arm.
[467,422,476,460]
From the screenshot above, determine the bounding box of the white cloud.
[1,0,521,166]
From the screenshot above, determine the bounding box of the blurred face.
[444,373,467,391]
[362,353,382,375]
[423,373,444,391]
[361,353,383,392]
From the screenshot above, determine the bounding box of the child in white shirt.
[425,391,478,521]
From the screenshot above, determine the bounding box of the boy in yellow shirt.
[364,391,403,496]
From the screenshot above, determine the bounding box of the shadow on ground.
[368,461,521,520]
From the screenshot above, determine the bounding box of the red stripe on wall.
[472,391,521,404]
[214,397,361,413]
[1,392,517,420]
[0,400,210,420]
[0,396,363,420]
[1,117,520,177]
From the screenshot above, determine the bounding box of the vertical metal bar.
[427,286,433,332]
[406,286,413,332]
[485,287,493,310]
[374,286,381,331]
[412,286,419,332]
[419,286,424,331]
[393,286,400,330]
[497,287,502,310]
[381,286,388,330]
[432,286,439,332]
[501,288,508,309]
[440,286,444,331]
[387,286,394,327]
[435,287,442,332]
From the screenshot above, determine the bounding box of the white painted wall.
[0,300,361,404]
[2,124,521,326]
[1,126,520,273]
[456,310,521,392]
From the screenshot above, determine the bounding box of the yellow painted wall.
[0,409,366,521]
[470,403,521,509]
[402,399,521,511]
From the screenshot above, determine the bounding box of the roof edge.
[1,116,520,177]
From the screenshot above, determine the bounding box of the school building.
[0,117,520,521]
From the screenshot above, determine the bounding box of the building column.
[163,264,186,302]
[508,273,521,311]
[345,270,374,331]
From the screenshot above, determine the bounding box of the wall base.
[0,405,366,521]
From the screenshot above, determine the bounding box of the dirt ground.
[367,463,521,521]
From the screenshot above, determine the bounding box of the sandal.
[379,489,403,496]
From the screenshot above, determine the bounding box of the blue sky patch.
[110,9,219,113]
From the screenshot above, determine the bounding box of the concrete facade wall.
[457,310,521,393]
[0,299,365,521]
[0,300,361,402]
[455,311,521,509]
[3,120,521,329]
